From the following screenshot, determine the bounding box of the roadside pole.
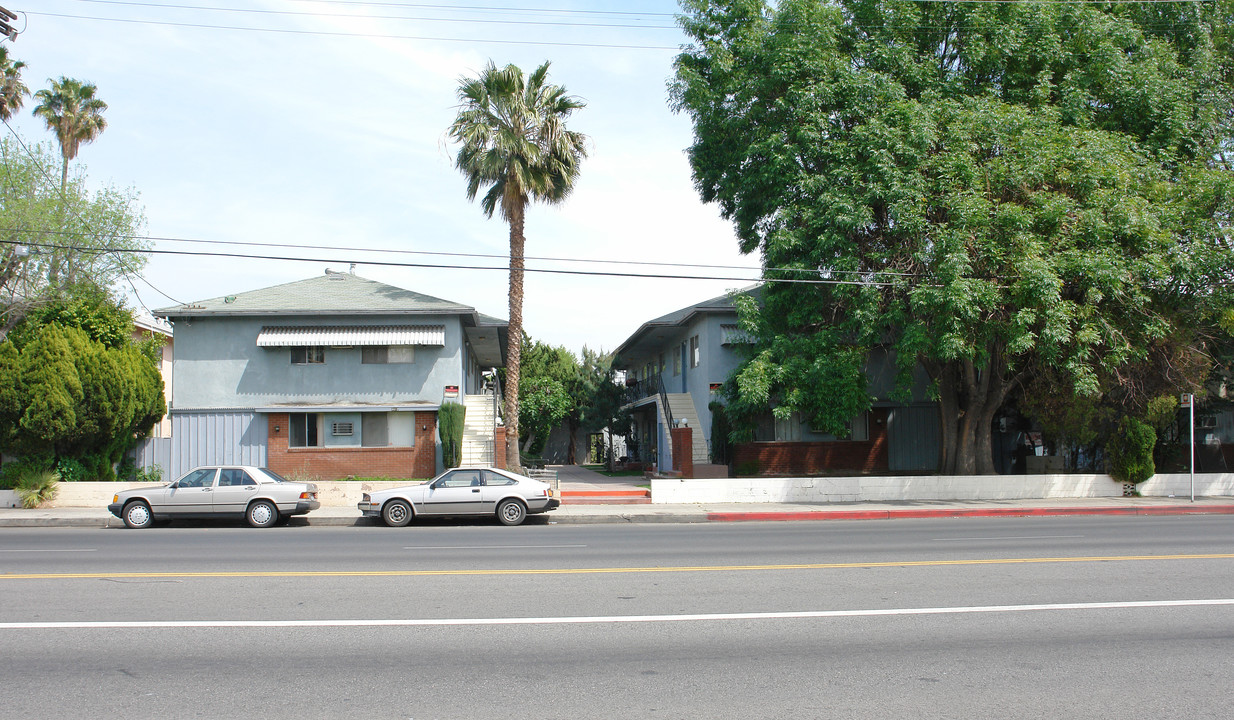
[1182,393,1194,503]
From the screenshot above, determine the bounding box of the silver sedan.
[108,466,320,528]
[358,467,560,527]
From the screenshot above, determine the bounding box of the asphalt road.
[2,516,1232,719]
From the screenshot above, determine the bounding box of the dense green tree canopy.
[0,138,148,336]
[0,319,164,479]
[674,0,1234,473]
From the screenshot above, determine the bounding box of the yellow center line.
[3,553,1233,580]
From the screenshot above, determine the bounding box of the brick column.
[671,427,694,478]
[493,427,507,470]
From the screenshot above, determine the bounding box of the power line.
[65,0,681,30]
[28,11,682,50]
[6,227,921,280]
[0,238,903,288]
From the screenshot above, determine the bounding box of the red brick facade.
[733,408,890,475]
[265,412,437,480]
[671,427,694,478]
[493,426,507,470]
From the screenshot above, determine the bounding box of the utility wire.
[64,0,681,30]
[5,227,920,280]
[28,11,683,50]
[0,238,903,288]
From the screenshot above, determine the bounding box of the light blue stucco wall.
[168,314,468,409]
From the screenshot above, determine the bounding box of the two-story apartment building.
[155,271,506,480]
[614,287,942,476]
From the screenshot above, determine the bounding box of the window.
[289,413,322,447]
[177,468,217,488]
[218,469,252,487]
[362,346,414,364]
[291,346,324,364]
[362,414,388,447]
[483,470,517,486]
[436,469,481,488]
[689,335,700,368]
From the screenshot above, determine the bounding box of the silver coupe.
[358,467,559,527]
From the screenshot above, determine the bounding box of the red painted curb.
[561,489,650,497]
[705,505,1234,522]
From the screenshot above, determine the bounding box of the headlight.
[361,493,371,503]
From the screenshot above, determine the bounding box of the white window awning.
[256,325,445,347]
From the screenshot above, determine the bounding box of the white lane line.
[0,549,98,553]
[2,599,1230,630]
[402,545,587,550]
[930,536,1086,542]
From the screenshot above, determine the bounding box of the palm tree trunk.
[504,201,526,472]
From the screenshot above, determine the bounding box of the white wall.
[651,473,1234,504]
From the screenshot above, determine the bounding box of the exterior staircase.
[664,393,710,465]
[461,394,497,466]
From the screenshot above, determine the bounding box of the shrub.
[439,402,466,469]
[16,469,60,508]
[1107,416,1156,485]
[55,456,89,482]
[0,455,53,490]
[135,465,163,484]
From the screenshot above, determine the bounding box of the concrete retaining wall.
[650,473,1234,504]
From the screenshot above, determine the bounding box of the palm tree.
[0,47,28,121]
[32,76,108,191]
[448,61,588,472]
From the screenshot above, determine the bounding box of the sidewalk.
[2,495,1233,528]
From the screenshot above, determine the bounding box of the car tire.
[496,499,527,526]
[382,499,412,527]
[246,500,279,528]
[123,501,154,529]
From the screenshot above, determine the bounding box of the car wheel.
[496,499,527,526]
[246,500,278,528]
[123,501,154,529]
[382,499,412,527]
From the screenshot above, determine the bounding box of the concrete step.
[560,488,651,505]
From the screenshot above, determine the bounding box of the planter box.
[0,490,17,508]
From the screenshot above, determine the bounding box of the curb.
[705,505,1234,522]
[3,504,1233,529]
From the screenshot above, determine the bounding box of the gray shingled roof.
[613,285,760,360]
[155,272,482,318]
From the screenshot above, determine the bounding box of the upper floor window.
[362,346,415,364]
[689,335,700,368]
[291,346,324,365]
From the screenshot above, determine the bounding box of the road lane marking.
[1,599,1231,630]
[2,553,1232,580]
[0,549,98,553]
[401,545,588,550]
[930,536,1086,541]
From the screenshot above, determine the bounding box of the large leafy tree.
[518,337,578,457]
[0,47,28,121]
[33,76,108,192]
[0,138,148,336]
[674,0,1234,474]
[448,60,588,471]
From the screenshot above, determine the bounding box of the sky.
[4,0,759,356]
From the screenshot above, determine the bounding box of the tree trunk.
[504,202,526,473]
[931,344,1015,475]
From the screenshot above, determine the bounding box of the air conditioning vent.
[332,422,354,436]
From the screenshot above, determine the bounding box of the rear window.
[255,468,290,483]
